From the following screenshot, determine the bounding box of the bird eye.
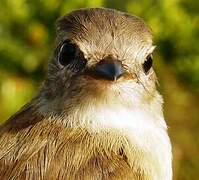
[143,54,153,74]
[58,40,76,66]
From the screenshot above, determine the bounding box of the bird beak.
[87,59,125,81]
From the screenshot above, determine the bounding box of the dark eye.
[58,40,76,66]
[143,54,153,74]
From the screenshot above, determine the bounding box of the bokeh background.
[0,0,198,179]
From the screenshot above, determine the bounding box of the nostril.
[89,59,125,81]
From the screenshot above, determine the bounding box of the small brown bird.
[0,8,172,180]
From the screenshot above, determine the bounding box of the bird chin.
[38,75,157,122]
[72,76,148,110]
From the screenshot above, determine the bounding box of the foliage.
[0,0,198,179]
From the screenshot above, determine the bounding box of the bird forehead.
[56,8,153,61]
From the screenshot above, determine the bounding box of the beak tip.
[89,59,125,81]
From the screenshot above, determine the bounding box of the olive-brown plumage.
[0,8,172,180]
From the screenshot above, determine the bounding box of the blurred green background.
[0,0,198,179]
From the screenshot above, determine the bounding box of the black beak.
[89,59,125,81]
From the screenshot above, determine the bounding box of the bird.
[0,8,172,180]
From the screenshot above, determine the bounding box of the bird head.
[38,8,163,127]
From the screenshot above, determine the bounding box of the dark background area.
[0,0,198,179]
